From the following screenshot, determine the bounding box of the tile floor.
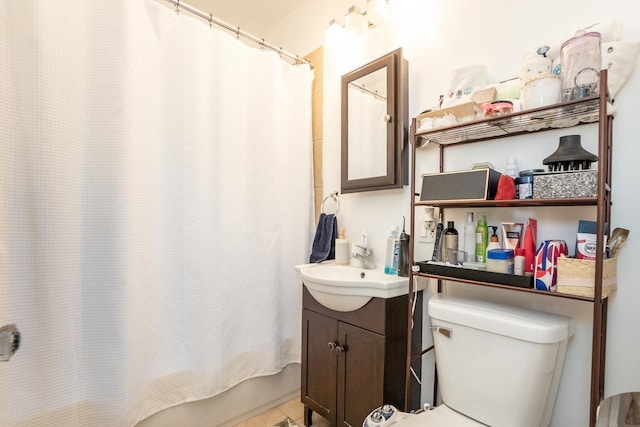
[234,398,332,427]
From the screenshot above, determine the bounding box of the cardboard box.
[419,168,501,203]
[533,170,598,199]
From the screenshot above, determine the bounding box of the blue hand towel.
[309,213,337,263]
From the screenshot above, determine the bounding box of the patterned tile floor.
[233,398,332,427]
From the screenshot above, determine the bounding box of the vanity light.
[366,0,389,27]
[344,5,367,34]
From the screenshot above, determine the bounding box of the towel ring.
[321,191,340,215]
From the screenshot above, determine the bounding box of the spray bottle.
[475,212,488,263]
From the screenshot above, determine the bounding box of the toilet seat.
[393,405,484,426]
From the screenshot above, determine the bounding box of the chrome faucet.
[352,243,375,269]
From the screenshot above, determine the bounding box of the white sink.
[295,262,412,312]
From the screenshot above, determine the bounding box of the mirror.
[341,48,408,193]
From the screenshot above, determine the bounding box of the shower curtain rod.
[348,81,387,101]
[163,0,311,67]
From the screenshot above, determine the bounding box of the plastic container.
[487,248,515,274]
[560,31,601,101]
[515,175,534,199]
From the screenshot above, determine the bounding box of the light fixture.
[366,0,389,27]
[344,5,367,34]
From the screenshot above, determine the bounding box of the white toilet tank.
[428,294,575,427]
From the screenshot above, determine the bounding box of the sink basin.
[295,262,411,312]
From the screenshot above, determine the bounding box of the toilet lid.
[394,405,484,427]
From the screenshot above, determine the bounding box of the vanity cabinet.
[405,71,613,427]
[302,286,421,426]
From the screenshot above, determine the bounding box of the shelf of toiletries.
[414,96,600,147]
[411,269,596,302]
[413,197,597,208]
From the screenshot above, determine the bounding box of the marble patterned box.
[533,170,598,199]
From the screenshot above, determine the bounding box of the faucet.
[352,243,375,269]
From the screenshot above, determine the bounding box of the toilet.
[395,294,575,427]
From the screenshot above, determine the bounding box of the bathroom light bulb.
[344,5,367,34]
[366,0,389,26]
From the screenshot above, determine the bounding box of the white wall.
[271,1,640,426]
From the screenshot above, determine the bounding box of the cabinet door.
[337,322,385,427]
[302,309,338,424]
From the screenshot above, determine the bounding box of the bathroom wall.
[269,1,640,426]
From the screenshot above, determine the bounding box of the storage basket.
[556,255,617,298]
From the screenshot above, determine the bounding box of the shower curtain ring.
[236,27,241,40]
[209,14,213,29]
[175,0,180,14]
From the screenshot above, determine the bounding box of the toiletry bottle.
[431,212,444,262]
[463,212,476,262]
[514,248,526,275]
[475,212,488,263]
[505,157,519,179]
[441,221,458,263]
[398,217,410,277]
[486,225,501,258]
[384,226,400,275]
[335,228,350,265]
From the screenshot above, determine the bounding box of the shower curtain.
[0,1,314,425]
[347,85,387,179]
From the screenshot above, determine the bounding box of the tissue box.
[533,170,598,199]
[556,256,617,298]
[419,168,501,203]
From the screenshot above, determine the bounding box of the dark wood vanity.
[301,286,421,426]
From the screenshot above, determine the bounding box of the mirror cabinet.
[341,48,408,193]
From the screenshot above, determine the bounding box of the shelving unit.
[404,70,613,427]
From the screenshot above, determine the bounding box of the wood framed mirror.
[341,48,408,193]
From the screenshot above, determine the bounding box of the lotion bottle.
[384,226,400,275]
[486,225,501,258]
[335,228,350,265]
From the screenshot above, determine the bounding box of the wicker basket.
[556,255,617,298]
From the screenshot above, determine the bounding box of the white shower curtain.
[347,85,387,179]
[0,1,314,425]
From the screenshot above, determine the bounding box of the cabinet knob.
[328,342,336,351]
[335,345,346,354]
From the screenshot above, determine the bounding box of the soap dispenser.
[486,226,501,258]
